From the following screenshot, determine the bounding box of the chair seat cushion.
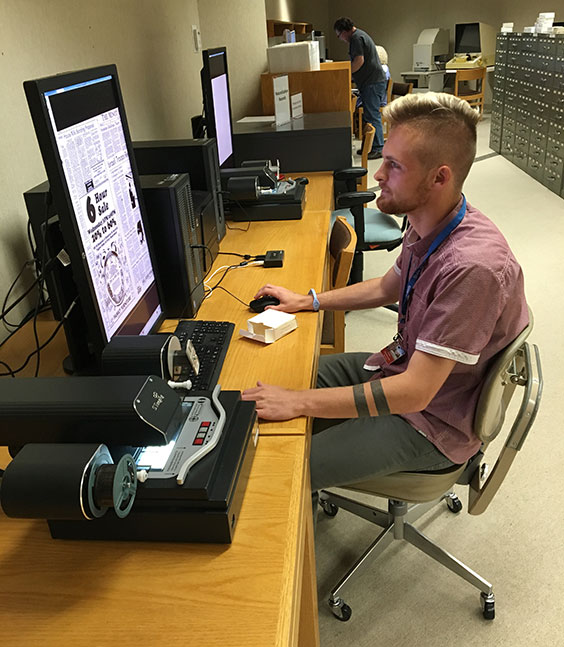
[332,208,403,244]
[343,463,467,503]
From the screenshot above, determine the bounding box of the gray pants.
[311,353,455,499]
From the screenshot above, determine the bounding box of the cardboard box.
[267,41,320,73]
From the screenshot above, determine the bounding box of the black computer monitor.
[24,64,165,371]
[455,23,481,54]
[201,47,234,168]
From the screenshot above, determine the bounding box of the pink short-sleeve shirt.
[364,198,529,464]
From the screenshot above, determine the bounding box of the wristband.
[308,288,320,312]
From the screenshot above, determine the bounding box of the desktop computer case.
[133,138,226,255]
[24,182,95,373]
[140,173,205,319]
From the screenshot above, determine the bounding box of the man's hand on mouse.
[241,381,306,420]
[252,284,316,313]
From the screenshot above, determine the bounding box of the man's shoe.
[367,150,383,160]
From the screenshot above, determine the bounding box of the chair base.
[319,490,495,622]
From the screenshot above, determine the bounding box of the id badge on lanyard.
[381,332,406,365]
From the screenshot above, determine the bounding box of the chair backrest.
[321,216,357,355]
[360,124,376,190]
[468,308,543,514]
[390,82,413,101]
[454,67,486,101]
[328,215,356,289]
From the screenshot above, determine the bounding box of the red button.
[201,421,210,427]
[193,438,204,445]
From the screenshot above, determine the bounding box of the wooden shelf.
[267,19,313,38]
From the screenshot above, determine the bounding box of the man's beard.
[376,179,433,216]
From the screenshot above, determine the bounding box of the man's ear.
[433,164,452,187]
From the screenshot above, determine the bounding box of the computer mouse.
[249,295,281,313]
[294,177,309,185]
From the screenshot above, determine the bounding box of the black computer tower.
[140,173,205,319]
[133,138,226,264]
[23,181,95,373]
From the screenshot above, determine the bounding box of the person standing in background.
[334,16,387,159]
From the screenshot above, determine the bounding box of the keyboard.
[173,320,235,391]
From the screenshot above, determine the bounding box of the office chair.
[320,216,357,355]
[380,82,413,140]
[333,125,404,284]
[319,312,543,622]
[454,67,486,116]
[390,81,413,100]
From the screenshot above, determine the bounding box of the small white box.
[240,309,297,344]
[267,41,320,73]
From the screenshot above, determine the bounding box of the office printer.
[0,376,258,543]
[220,159,306,221]
[412,28,450,71]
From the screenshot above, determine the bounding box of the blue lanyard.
[400,195,467,323]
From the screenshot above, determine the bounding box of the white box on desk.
[267,41,320,73]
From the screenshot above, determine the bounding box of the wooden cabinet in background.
[260,61,352,116]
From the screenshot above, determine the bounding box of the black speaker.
[140,173,205,319]
[133,138,226,255]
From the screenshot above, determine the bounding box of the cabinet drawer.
[527,156,545,181]
[513,149,528,170]
[489,132,501,153]
[532,83,551,103]
[514,119,530,139]
[548,122,564,142]
[544,152,564,178]
[537,38,556,57]
[547,137,564,157]
[531,100,550,120]
[554,59,564,76]
[503,116,516,133]
[541,165,563,195]
[514,134,530,154]
[490,119,503,137]
[530,125,548,146]
[528,142,547,164]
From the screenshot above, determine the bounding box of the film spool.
[0,443,137,521]
[227,175,259,201]
[92,454,137,519]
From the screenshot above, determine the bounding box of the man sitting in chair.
[242,93,529,510]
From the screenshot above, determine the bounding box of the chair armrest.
[334,168,367,182]
[337,191,376,208]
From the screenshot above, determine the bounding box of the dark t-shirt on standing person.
[349,28,386,88]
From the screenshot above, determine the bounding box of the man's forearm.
[351,55,364,73]
[297,352,456,420]
[317,277,397,311]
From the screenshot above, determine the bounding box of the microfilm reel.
[91,453,138,519]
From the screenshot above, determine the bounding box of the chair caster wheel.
[481,592,495,620]
[320,500,339,517]
[446,494,463,513]
[329,597,352,622]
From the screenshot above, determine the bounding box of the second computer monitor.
[201,47,234,168]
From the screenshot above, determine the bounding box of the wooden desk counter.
[0,173,331,647]
[160,172,334,437]
[0,434,317,647]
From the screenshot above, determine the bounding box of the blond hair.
[382,92,479,188]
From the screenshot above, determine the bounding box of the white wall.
[0,0,268,343]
